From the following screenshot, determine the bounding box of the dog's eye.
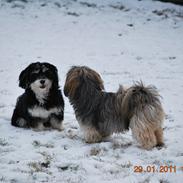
[44,70,52,77]
[30,73,38,80]
[31,73,38,77]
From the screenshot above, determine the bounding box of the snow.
[0,0,183,182]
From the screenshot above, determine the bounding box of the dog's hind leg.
[155,128,164,147]
[132,127,157,150]
[130,115,157,150]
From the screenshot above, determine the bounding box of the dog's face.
[64,66,104,98]
[19,62,59,96]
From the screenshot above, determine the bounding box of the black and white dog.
[11,62,64,131]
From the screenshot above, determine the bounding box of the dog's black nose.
[40,80,45,84]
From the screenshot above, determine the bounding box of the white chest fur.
[28,106,62,119]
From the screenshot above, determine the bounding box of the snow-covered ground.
[0,0,183,182]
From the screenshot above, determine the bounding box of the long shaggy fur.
[64,66,165,150]
[11,62,64,131]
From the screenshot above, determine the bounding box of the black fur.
[64,66,164,149]
[11,62,64,130]
[64,66,129,137]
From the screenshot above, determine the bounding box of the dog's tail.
[122,82,165,149]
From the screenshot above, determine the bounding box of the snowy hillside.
[0,0,183,182]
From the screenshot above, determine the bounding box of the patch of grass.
[112,141,132,150]
[39,151,53,163]
[159,180,170,183]
[32,140,54,148]
[110,4,130,12]
[54,2,61,8]
[8,160,19,164]
[152,9,183,19]
[57,163,79,172]
[176,152,183,157]
[80,2,97,8]
[0,176,6,182]
[10,179,17,183]
[90,147,101,156]
[139,177,150,183]
[28,161,44,172]
[0,138,9,146]
[6,0,27,3]
[89,145,108,156]
[152,160,161,165]
[110,4,125,10]
[66,129,79,139]
[67,12,80,17]
[120,161,132,168]
[28,151,53,175]
[28,160,51,174]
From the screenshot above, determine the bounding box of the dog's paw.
[32,123,49,131]
[156,142,165,150]
[84,131,103,143]
[57,123,64,131]
[16,118,27,127]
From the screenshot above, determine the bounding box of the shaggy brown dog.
[64,66,165,150]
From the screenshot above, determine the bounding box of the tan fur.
[64,66,165,150]
[76,116,102,143]
[155,128,164,146]
[80,124,103,143]
[85,69,104,91]
[64,70,80,97]
[64,66,104,97]
[129,106,164,150]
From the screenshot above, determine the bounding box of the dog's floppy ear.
[64,85,68,97]
[19,63,37,89]
[44,62,58,73]
[44,62,59,88]
[19,65,31,89]
[64,77,79,97]
[64,67,80,97]
[92,72,104,91]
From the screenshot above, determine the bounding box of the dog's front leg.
[80,125,102,143]
[50,114,64,131]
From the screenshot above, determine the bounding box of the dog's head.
[19,62,59,95]
[64,66,104,98]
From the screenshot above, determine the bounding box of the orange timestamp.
[134,165,177,173]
